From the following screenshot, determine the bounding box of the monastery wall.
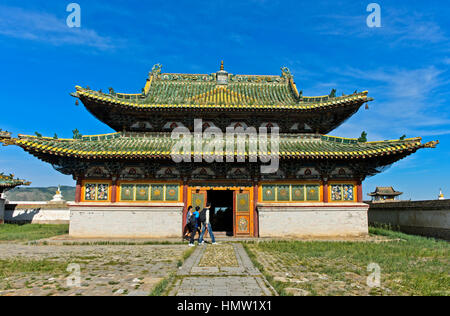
[257,203,369,237]
[4,202,70,224]
[368,200,450,240]
[69,204,183,238]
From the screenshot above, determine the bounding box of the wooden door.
[234,190,251,236]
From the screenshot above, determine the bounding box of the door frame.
[186,184,254,237]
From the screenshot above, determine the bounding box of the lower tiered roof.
[0,173,30,191]
[0,132,437,161]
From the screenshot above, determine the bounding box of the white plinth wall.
[69,203,184,238]
[258,203,369,238]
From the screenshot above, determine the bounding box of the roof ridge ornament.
[150,63,162,77]
[216,60,228,85]
[281,66,292,79]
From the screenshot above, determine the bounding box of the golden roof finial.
[220,60,224,71]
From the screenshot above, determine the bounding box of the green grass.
[244,228,449,296]
[0,259,67,279]
[150,246,197,296]
[243,243,285,296]
[0,224,69,241]
[150,273,174,296]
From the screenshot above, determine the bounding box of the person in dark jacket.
[182,206,193,241]
[188,206,201,247]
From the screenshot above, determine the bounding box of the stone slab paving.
[0,243,186,296]
[170,243,274,296]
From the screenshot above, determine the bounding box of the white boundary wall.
[4,202,70,224]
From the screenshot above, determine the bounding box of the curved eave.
[1,134,438,164]
[73,86,371,112]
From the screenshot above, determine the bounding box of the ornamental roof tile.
[1,132,438,161]
[73,65,372,111]
[0,173,31,188]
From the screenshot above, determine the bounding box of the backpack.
[188,212,197,227]
[199,208,207,223]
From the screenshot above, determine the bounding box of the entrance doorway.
[207,190,234,236]
[188,185,254,237]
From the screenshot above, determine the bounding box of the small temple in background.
[0,172,30,224]
[0,63,438,238]
[438,189,445,200]
[368,187,404,202]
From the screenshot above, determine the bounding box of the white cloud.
[0,5,114,50]
[331,65,449,139]
[314,8,448,47]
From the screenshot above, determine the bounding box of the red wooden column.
[322,180,329,203]
[357,181,363,203]
[253,181,259,237]
[182,182,188,231]
[75,177,83,203]
[111,177,118,203]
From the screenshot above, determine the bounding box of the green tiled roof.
[73,65,372,110]
[0,173,30,188]
[3,132,437,160]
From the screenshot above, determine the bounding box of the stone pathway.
[0,244,186,296]
[170,243,274,296]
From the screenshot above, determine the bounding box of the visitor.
[199,202,218,245]
[182,206,193,241]
[188,206,201,247]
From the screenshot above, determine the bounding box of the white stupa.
[50,185,65,203]
[438,189,445,200]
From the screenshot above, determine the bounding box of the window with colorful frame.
[119,183,180,202]
[261,184,320,202]
[84,182,110,201]
[330,184,355,202]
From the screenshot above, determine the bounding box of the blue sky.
[0,0,448,200]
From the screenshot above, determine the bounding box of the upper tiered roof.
[72,63,373,133]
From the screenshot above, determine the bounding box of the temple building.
[368,187,404,202]
[0,172,30,224]
[0,63,438,238]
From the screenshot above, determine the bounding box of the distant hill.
[4,186,76,202]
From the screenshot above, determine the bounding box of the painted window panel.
[85,183,97,201]
[277,185,290,201]
[306,185,320,201]
[97,184,109,201]
[136,184,150,201]
[292,185,305,201]
[151,185,164,201]
[343,184,354,201]
[331,185,342,201]
[165,185,179,201]
[262,185,276,201]
[331,184,355,201]
[121,184,135,201]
